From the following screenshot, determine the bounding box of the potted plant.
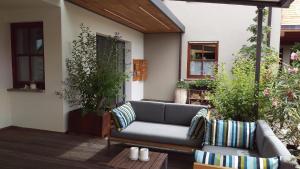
[65,24,128,137]
[189,79,213,90]
[175,81,189,104]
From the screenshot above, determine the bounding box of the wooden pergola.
[175,0,294,117]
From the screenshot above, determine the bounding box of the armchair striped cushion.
[195,150,279,169]
[205,120,256,149]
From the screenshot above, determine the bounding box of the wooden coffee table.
[107,148,168,169]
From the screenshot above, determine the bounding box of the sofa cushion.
[111,121,202,147]
[202,145,258,157]
[165,103,207,126]
[205,120,256,149]
[112,102,136,130]
[195,150,279,169]
[255,120,276,154]
[188,109,207,139]
[129,101,165,123]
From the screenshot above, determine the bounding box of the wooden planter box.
[67,109,111,137]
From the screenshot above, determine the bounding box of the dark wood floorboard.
[0,127,194,169]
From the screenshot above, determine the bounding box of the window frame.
[10,22,45,89]
[187,41,218,79]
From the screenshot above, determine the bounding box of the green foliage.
[239,9,273,60]
[291,42,300,53]
[176,81,189,89]
[210,59,256,121]
[64,24,128,116]
[189,79,214,90]
[210,9,279,121]
[265,51,300,146]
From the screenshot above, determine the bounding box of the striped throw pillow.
[112,102,136,131]
[204,120,256,149]
[188,108,208,140]
[195,150,279,169]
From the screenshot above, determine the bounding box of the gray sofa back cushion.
[164,103,207,126]
[129,101,165,123]
[255,120,275,154]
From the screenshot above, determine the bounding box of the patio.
[0,127,193,169]
[0,0,299,169]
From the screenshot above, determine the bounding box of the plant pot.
[67,109,111,137]
[175,88,187,104]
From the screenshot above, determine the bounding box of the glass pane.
[190,44,203,60]
[16,56,30,81]
[190,61,202,75]
[203,44,216,60]
[30,27,44,54]
[31,56,44,82]
[16,28,29,54]
[203,61,215,76]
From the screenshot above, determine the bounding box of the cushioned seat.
[111,121,202,147]
[202,145,259,157]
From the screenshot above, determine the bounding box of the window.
[11,22,45,89]
[187,42,218,79]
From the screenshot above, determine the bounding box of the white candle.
[139,148,149,161]
[129,147,139,160]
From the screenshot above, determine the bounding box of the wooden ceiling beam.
[65,0,184,33]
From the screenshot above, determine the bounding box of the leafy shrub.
[265,51,300,146]
[176,81,189,89]
[189,79,214,90]
[64,24,128,115]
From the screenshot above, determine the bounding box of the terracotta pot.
[67,109,111,137]
[175,88,187,104]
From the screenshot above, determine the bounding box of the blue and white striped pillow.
[204,120,256,149]
[112,102,136,130]
[195,150,279,169]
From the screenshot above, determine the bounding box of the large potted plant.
[65,24,127,137]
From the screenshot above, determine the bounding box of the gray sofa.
[201,120,297,169]
[110,101,208,151]
[109,101,298,169]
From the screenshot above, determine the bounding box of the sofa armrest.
[193,163,232,169]
[279,156,299,169]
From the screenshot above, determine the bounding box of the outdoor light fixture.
[139,6,171,30]
[104,9,146,31]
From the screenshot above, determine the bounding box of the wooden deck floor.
[0,127,194,169]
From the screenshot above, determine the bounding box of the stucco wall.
[61,1,144,130]
[0,11,12,128]
[144,33,180,101]
[163,1,281,78]
[0,6,64,131]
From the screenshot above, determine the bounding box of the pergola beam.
[254,6,264,118]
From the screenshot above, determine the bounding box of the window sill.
[7,88,45,93]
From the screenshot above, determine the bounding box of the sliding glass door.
[96,35,126,105]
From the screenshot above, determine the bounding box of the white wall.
[0,11,12,128]
[163,1,281,78]
[0,6,64,132]
[144,33,180,101]
[61,1,144,130]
